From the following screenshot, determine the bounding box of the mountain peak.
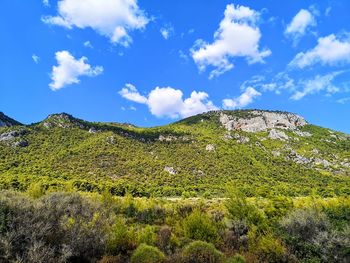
[0,112,22,127]
[42,113,86,129]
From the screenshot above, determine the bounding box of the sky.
[1,0,350,133]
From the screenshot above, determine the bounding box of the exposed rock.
[14,140,28,147]
[206,144,215,152]
[220,111,307,133]
[287,150,312,165]
[223,133,233,140]
[294,130,312,137]
[89,127,97,133]
[106,136,115,144]
[268,129,289,141]
[164,166,176,175]
[233,134,250,144]
[272,150,281,157]
[0,131,19,141]
[314,158,331,167]
[0,129,26,142]
[159,135,178,142]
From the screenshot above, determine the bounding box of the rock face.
[220,110,307,133]
[0,112,22,127]
[268,129,289,141]
[205,144,215,151]
[164,166,176,175]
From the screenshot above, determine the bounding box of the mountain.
[0,110,349,197]
[0,112,22,127]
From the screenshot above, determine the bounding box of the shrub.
[138,225,157,246]
[137,206,166,224]
[130,244,165,263]
[183,210,218,243]
[223,220,249,251]
[107,218,136,255]
[225,189,267,230]
[156,226,176,254]
[281,209,330,260]
[226,254,246,263]
[252,235,287,263]
[182,241,224,263]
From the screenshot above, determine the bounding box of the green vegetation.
[0,111,349,198]
[0,110,349,262]
[0,190,349,262]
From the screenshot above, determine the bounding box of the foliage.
[183,210,219,243]
[130,244,165,263]
[182,241,224,263]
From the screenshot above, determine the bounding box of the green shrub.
[182,241,224,263]
[107,218,136,255]
[130,244,165,263]
[97,255,124,263]
[225,189,267,230]
[226,254,246,263]
[183,210,219,243]
[138,225,157,246]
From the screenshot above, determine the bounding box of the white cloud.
[223,87,261,109]
[50,50,103,90]
[285,9,316,42]
[119,84,217,118]
[83,41,93,48]
[119,83,148,104]
[43,0,49,7]
[290,72,340,100]
[191,4,271,79]
[289,34,350,68]
[32,54,40,64]
[42,0,149,46]
[160,25,174,40]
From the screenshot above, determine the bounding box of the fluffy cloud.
[223,87,261,109]
[43,0,49,7]
[191,4,271,78]
[119,83,148,104]
[289,34,350,68]
[290,72,340,100]
[119,84,217,118]
[285,9,316,43]
[42,0,148,46]
[50,51,103,90]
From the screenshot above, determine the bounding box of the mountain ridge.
[1,109,349,198]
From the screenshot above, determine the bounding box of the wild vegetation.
[0,189,349,262]
[0,110,349,262]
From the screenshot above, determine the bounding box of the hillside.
[0,110,349,197]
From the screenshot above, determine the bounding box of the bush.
[137,225,157,246]
[226,254,246,263]
[107,218,136,255]
[183,210,219,243]
[182,241,224,263]
[156,226,178,254]
[137,206,166,224]
[0,191,110,262]
[130,244,165,263]
[252,235,287,263]
[225,189,267,230]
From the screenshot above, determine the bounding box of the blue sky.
[1,0,350,133]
